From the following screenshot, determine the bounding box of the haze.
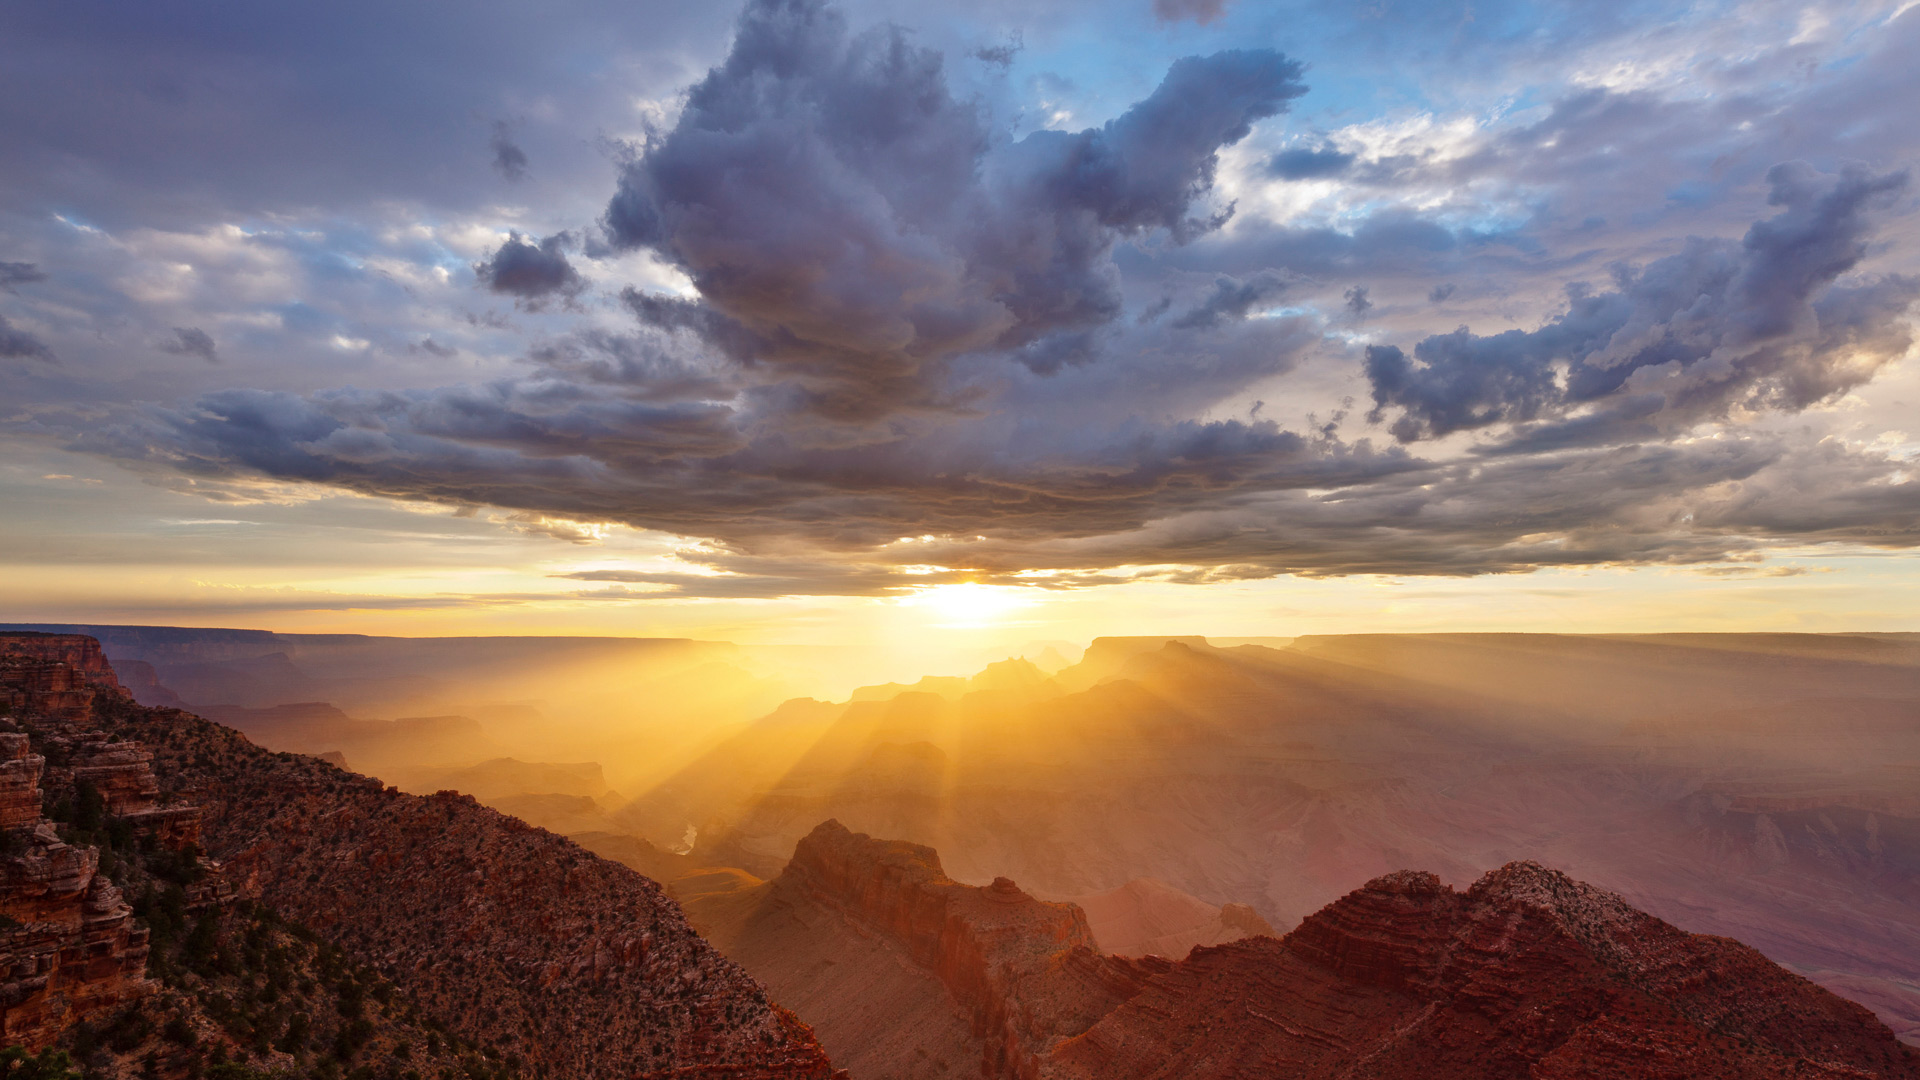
[3,0,1920,1075]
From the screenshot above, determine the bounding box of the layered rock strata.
[704,821,1168,1079]
[39,640,845,1079]
[0,732,152,1050]
[0,634,124,693]
[0,633,843,1077]
[1043,862,1920,1079]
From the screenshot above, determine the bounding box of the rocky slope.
[0,728,151,1052]
[691,821,1918,1080]
[1045,862,1920,1080]
[622,633,1920,1042]
[1,633,844,1079]
[686,821,1168,1080]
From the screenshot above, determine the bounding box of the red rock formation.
[0,656,99,729]
[776,821,1167,1078]
[55,734,202,848]
[1042,862,1920,1080]
[97,704,843,1078]
[0,716,152,1050]
[0,634,124,694]
[1,631,844,1078]
[0,734,43,830]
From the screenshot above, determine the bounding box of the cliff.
[1,634,844,1079]
[689,821,1170,1080]
[1043,862,1920,1079]
[784,821,1166,1077]
[0,730,152,1051]
[0,635,124,695]
[0,635,125,730]
[695,821,1918,1080]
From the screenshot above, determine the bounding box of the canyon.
[6,626,1919,1078]
[684,820,1919,1079]
[611,633,1920,1045]
[0,632,842,1079]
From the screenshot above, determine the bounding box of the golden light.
[912,582,1036,625]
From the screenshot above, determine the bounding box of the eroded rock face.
[0,656,99,729]
[3,632,846,1079]
[0,677,153,1051]
[105,704,844,1079]
[0,634,124,694]
[775,821,1169,1079]
[1043,861,1920,1080]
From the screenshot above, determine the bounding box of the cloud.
[1268,144,1354,180]
[14,0,1920,600]
[601,0,1306,418]
[0,314,53,361]
[500,512,608,544]
[1365,164,1916,445]
[474,231,585,306]
[1171,272,1288,330]
[158,325,218,362]
[0,262,47,292]
[490,120,528,181]
[1152,0,1228,26]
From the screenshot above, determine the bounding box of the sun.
[913,582,1035,625]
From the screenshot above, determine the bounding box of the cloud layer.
[4,0,1919,602]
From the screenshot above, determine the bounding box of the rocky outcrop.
[0,633,843,1078]
[705,822,1917,1080]
[92,686,843,1078]
[1042,862,1920,1080]
[0,635,124,695]
[0,657,99,730]
[723,821,1170,1079]
[0,730,151,1051]
[0,634,127,731]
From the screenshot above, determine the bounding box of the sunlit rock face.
[686,820,1172,1080]
[1044,862,1920,1080]
[0,634,850,1078]
[0,633,123,729]
[690,820,1920,1080]
[621,633,1920,1045]
[0,721,152,1051]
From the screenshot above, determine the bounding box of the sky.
[2,0,1919,657]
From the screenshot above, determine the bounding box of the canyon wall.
[1044,862,1920,1079]
[0,730,152,1050]
[1,633,845,1079]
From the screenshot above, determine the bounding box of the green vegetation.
[0,1047,81,1080]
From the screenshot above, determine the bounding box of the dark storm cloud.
[1366,164,1916,444]
[159,326,218,363]
[0,262,46,292]
[1428,283,1455,303]
[474,232,586,306]
[0,314,53,362]
[1343,285,1372,318]
[602,0,1306,417]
